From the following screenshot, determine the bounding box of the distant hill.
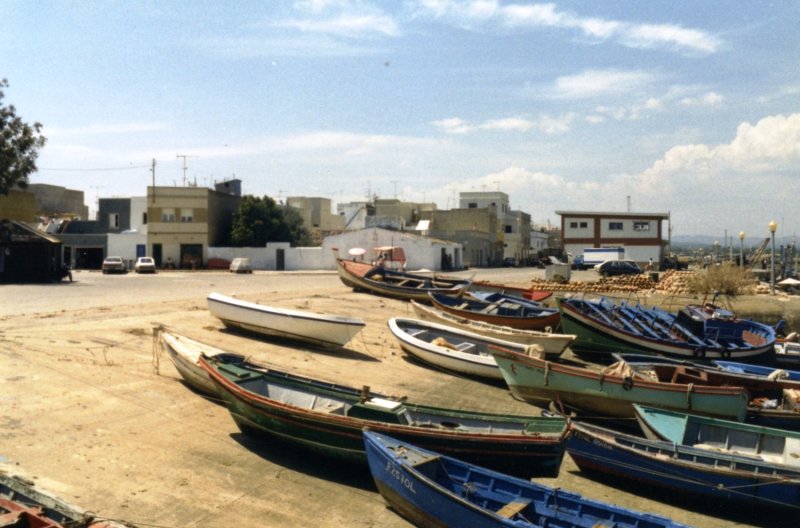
[671,235,792,249]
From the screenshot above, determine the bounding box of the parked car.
[502,257,517,267]
[134,256,157,274]
[595,260,642,277]
[102,256,127,274]
[229,257,253,274]
[571,255,587,270]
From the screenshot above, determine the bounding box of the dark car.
[595,260,642,277]
[571,255,587,270]
[502,257,517,267]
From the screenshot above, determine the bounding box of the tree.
[230,195,311,247]
[1,79,47,195]
[282,205,312,246]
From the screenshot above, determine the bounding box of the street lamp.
[770,221,778,295]
[739,231,745,267]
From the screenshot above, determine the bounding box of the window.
[633,221,650,231]
[570,221,588,229]
[142,212,148,225]
[468,202,478,209]
[180,209,194,223]
[504,225,512,234]
[109,213,119,228]
[162,208,175,222]
[579,222,587,228]
[609,221,623,230]
[570,221,578,228]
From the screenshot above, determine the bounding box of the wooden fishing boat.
[207,292,365,348]
[713,359,800,381]
[633,403,800,464]
[618,357,800,430]
[410,300,574,357]
[469,280,552,302]
[775,339,800,366]
[557,295,776,360]
[1,472,128,528]
[159,329,240,397]
[567,419,800,510]
[363,430,690,528]
[387,317,548,381]
[488,346,751,421]
[428,292,561,331]
[199,352,568,478]
[335,258,471,302]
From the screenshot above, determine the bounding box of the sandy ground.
[0,268,796,527]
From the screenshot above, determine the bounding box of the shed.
[0,220,69,283]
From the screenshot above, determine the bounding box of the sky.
[2,1,799,239]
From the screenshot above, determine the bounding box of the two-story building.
[556,210,669,265]
[146,181,241,268]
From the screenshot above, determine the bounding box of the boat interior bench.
[496,498,531,518]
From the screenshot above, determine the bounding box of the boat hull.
[490,347,750,421]
[207,292,365,348]
[429,293,561,331]
[201,354,567,478]
[336,259,471,302]
[388,317,529,380]
[364,431,690,528]
[567,422,800,509]
[558,297,774,360]
[410,300,572,357]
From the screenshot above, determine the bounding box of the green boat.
[489,346,750,421]
[633,404,800,466]
[198,352,567,478]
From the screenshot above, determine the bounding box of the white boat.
[410,300,573,358]
[207,292,365,348]
[387,317,543,381]
[159,330,228,396]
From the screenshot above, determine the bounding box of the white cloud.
[551,69,654,99]
[411,1,721,55]
[434,114,575,135]
[432,117,476,134]
[620,23,721,55]
[479,117,535,132]
[679,91,725,107]
[280,13,400,37]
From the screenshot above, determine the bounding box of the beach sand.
[0,268,795,527]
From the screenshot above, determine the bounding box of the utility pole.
[150,158,157,203]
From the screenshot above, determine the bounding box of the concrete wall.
[208,244,326,270]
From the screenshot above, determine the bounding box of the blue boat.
[567,420,800,510]
[558,295,776,360]
[713,359,800,381]
[364,429,691,528]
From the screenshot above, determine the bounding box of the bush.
[687,263,757,296]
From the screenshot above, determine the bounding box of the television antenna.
[176,154,197,186]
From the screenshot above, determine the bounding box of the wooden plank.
[496,498,531,518]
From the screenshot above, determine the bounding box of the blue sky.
[3,1,799,238]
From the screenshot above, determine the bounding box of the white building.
[556,210,669,265]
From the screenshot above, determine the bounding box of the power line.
[39,165,151,172]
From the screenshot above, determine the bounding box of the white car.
[229,257,253,273]
[134,256,157,273]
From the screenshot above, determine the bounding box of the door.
[180,244,203,269]
[152,244,162,267]
[276,248,285,270]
